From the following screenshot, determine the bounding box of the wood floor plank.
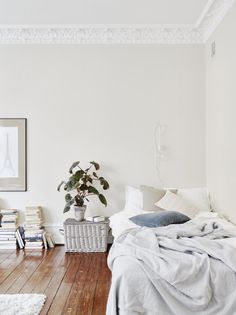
[40,254,72,315]
[0,246,112,314]
[0,250,21,269]
[20,248,61,293]
[32,247,65,293]
[47,253,86,315]
[0,250,28,284]
[74,254,102,315]
[92,253,111,315]
[6,251,46,294]
[0,251,34,293]
[62,254,93,315]
[0,251,20,271]
[0,251,15,264]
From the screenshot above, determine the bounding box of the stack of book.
[45,232,55,249]
[86,215,106,223]
[24,206,45,250]
[0,209,18,249]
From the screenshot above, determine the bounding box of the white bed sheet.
[109,210,236,248]
[109,211,141,239]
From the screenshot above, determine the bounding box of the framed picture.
[0,118,27,191]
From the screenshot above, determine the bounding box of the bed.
[106,188,236,315]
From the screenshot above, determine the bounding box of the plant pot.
[74,205,86,221]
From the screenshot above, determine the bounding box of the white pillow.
[140,185,166,211]
[177,187,210,212]
[124,186,143,214]
[156,191,199,219]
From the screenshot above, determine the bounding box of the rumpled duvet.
[106,221,236,315]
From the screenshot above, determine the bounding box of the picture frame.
[0,118,27,191]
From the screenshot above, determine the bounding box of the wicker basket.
[63,218,109,252]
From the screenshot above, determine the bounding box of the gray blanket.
[107,221,236,315]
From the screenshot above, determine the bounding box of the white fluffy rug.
[0,294,46,315]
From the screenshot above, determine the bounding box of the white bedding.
[109,211,141,239]
[107,219,236,315]
[109,210,236,248]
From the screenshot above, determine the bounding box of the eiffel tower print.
[0,132,16,177]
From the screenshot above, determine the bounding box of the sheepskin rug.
[0,294,46,315]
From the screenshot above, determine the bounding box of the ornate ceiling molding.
[199,0,236,41]
[0,26,203,44]
[0,0,235,44]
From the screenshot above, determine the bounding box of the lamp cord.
[154,124,164,187]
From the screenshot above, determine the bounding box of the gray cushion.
[129,211,190,228]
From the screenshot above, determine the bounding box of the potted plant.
[57,161,109,221]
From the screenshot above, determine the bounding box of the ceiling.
[0,0,235,44]
[0,0,208,25]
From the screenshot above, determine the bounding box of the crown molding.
[0,25,203,44]
[0,0,235,44]
[199,0,236,41]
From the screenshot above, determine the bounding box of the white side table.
[63,218,109,252]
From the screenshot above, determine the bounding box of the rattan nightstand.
[63,218,109,252]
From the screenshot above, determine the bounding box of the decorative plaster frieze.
[0,26,203,44]
[0,0,235,44]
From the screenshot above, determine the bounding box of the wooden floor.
[0,246,111,315]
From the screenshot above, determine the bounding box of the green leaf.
[90,161,100,171]
[63,199,74,213]
[99,177,109,190]
[65,193,72,202]
[84,175,93,184]
[88,186,99,195]
[64,180,74,191]
[98,194,107,207]
[63,205,71,213]
[57,181,65,191]
[102,180,109,190]
[64,170,85,192]
[71,170,84,182]
[93,172,98,178]
[75,196,84,207]
[69,161,80,174]
[79,184,89,191]
[77,199,84,207]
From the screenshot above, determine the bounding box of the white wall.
[206,4,236,223]
[0,45,206,241]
